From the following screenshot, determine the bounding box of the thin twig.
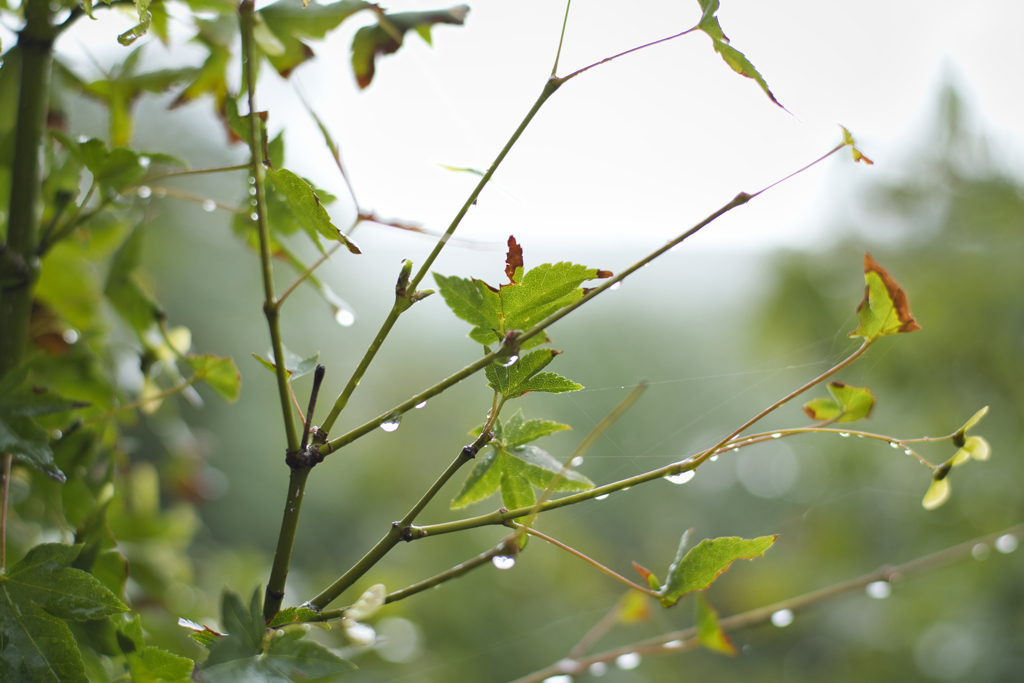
[512,523,659,597]
[300,365,327,451]
[309,393,505,609]
[510,523,1024,683]
[561,26,699,81]
[551,0,572,76]
[277,243,342,309]
[83,379,196,425]
[137,163,249,184]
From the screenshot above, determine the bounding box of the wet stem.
[510,523,1024,683]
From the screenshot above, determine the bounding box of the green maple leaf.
[197,588,354,682]
[695,0,784,108]
[117,615,194,683]
[453,412,590,512]
[659,532,777,607]
[0,367,88,482]
[484,349,582,400]
[802,381,875,422]
[434,236,612,349]
[849,253,921,340]
[0,544,129,682]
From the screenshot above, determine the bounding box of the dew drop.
[249,186,257,196]
[542,675,572,683]
[609,282,622,291]
[595,493,610,500]
[995,534,1018,553]
[615,652,641,670]
[334,307,356,327]
[589,661,608,676]
[138,155,151,169]
[669,243,683,252]
[712,454,721,460]
[500,354,519,368]
[971,543,990,560]
[415,401,427,409]
[248,176,256,185]
[62,329,79,344]
[77,134,89,143]
[904,449,913,455]
[889,442,899,449]
[570,456,584,467]
[663,639,685,649]
[771,609,794,627]
[771,433,782,439]
[840,432,850,437]
[51,429,63,440]
[665,471,695,485]
[857,434,865,438]
[137,185,152,199]
[250,211,259,221]
[380,412,402,433]
[202,199,217,212]
[492,556,515,570]
[865,580,891,599]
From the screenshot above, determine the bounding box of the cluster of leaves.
[434,237,612,512]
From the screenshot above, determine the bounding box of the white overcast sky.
[9,0,1024,252]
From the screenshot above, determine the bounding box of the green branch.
[510,523,1024,683]
[239,0,303,620]
[319,78,563,435]
[512,523,659,596]
[0,0,55,378]
[309,394,505,609]
[319,145,849,461]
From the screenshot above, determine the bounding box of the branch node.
[399,526,415,542]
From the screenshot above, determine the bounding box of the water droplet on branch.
[570,456,584,467]
[771,609,794,627]
[202,199,217,212]
[415,401,427,409]
[664,471,695,484]
[595,493,610,500]
[380,412,402,433]
[500,354,519,368]
[865,580,891,599]
[492,556,516,570]
[615,652,641,670]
